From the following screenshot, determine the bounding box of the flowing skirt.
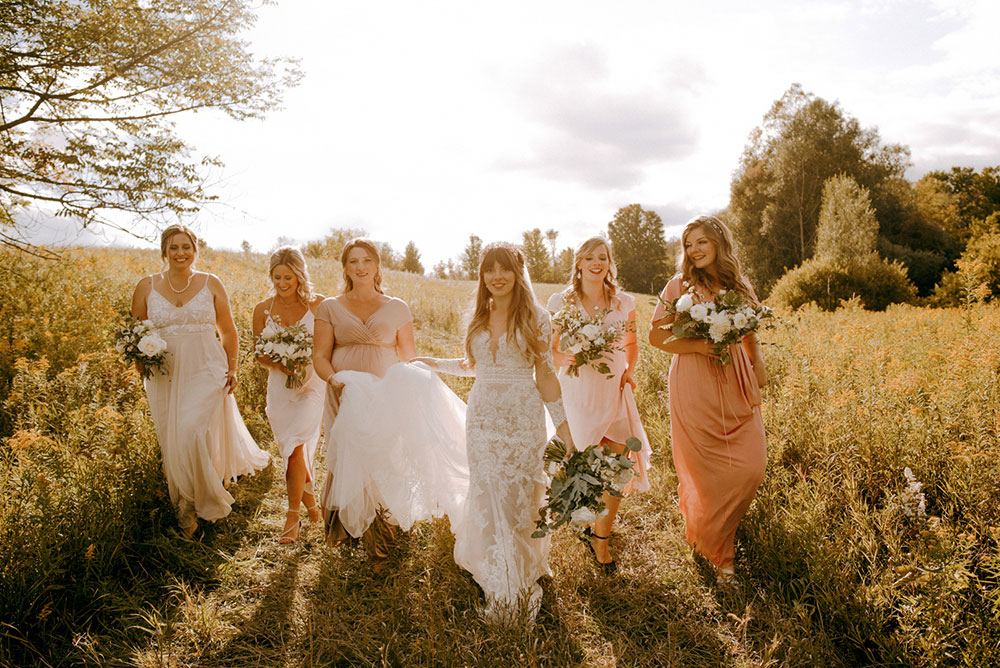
[265,366,325,493]
[319,362,469,538]
[145,330,270,525]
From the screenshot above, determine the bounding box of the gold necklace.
[162,271,194,294]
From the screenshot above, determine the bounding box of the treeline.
[726,84,1000,309]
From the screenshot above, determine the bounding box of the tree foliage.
[460,234,482,281]
[607,204,670,294]
[814,174,878,264]
[0,0,300,252]
[402,241,424,274]
[521,228,551,283]
[729,84,909,294]
[925,166,1000,241]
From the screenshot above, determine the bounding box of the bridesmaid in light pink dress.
[649,216,767,585]
[546,236,652,572]
[312,238,417,567]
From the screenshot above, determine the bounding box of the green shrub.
[770,255,917,311]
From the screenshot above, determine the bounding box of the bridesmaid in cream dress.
[251,247,326,544]
[546,236,652,572]
[313,238,417,565]
[131,224,270,538]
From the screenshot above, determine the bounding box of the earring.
[576,269,582,279]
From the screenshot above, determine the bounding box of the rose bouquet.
[655,284,773,365]
[254,320,314,389]
[532,436,641,539]
[552,305,622,378]
[112,316,168,379]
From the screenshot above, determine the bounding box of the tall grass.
[1,248,999,666]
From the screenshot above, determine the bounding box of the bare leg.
[591,438,627,564]
[283,445,308,537]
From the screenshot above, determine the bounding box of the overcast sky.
[44,0,1000,268]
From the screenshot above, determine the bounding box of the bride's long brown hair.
[465,242,544,367]
[679,215,757,304]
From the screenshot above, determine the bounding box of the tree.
[607,204,670,294]
[925,166,1000,240]
[545,228,559,277]
[555,247,575,285]
[432,259,456,280]
[402,241,424,274]
[814,174,879,264]
[0,0,301,253]
[303,227,366,260]
[377,242,400,271]
[521,228,551,282]
[729,84,909,294]
[460,234,482,280]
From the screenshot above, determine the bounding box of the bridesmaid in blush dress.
[131,224,270,538]
[313,238,417,566]
[649,215,768,585]
[546,236,652,573]
[252,246,326,544]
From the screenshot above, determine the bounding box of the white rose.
[567,342,584,354]
[137,334,166,356]
[732,312,748,329]
[676,293,694,312]
[709,322,730,343]
[546,461,560,476]
[689,303,709,321]
[260,323,279,340]
[581,324,601,339]
[595,336,606,347]
[570,506,597,528]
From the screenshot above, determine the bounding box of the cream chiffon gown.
[144,284,270,529]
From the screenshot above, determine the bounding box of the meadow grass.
[1,247,999,667]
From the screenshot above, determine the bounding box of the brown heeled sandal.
[279,510,301,544]
[586,530,618,574]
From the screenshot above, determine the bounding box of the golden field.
[1,247,999,667]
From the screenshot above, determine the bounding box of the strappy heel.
[279,510,301,544]
[585,529,617,574]
[304,503,322,524]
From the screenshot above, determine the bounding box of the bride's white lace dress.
[452,305,554,616]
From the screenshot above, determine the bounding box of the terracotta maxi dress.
[661,277,766,568]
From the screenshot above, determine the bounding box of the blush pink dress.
[660,276,766,568]
[546,290,652,493]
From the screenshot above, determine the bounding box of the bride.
[416,242,575,620]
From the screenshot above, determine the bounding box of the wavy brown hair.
[679,215,757,304]
[340,238,384,294]
[465,242,544,367]
[564,235,619,305]
[269,246,315,303]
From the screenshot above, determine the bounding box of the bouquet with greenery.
[112,316,168,380]
[532,436,641,538]
[255,320,313,389]
[552,305,622,378]
[655,283,773,365]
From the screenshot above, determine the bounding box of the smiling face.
[164,232,196,270]
[576,242,611,283]
[684,226,717,271]
[270,263,300,299]
[483,261,516,299]
[344,246,378,288]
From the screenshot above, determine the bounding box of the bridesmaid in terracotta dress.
[546,236,652,573]
[313,238,417,565]
[251,246,325,544]
[649,215,767,585]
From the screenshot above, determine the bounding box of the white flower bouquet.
[112,316,168,380]
[532,436,641,539]
[552,305,622,378]
[655,283,773,365]
[255,321,313,389]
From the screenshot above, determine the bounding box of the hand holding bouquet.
[255,321,314,389]
[552,305,622,378]
[112,316,168,379]
[532,436,641,539]
[655,284,772,365]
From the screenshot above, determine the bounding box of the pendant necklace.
[162,271,194,294]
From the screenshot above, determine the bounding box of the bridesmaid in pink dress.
[649,216,768,585]
[312,238,417,566]
[546,236,652,572]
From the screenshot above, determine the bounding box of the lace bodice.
[147,285,216,336]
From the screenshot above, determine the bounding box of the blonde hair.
[465,242,544,367]
[565,235,619,305]
[679,215,757,304]
[159,224,199,262]
[269,246,315,303]
[340,238,384,294]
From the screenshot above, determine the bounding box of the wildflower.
[901,467,926,518]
